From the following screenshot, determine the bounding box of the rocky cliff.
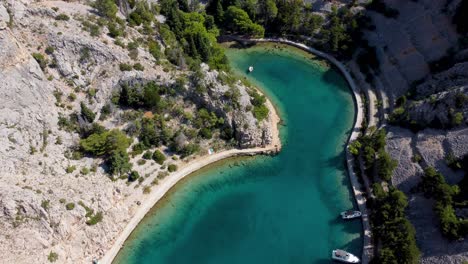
[358,0,468,263]
[0,0,274,263]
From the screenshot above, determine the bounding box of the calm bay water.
[114,44,361,264]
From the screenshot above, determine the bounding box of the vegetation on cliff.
[418,156,468,240]
[351,127,420,263]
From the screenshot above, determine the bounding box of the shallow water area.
[114,43,361,264]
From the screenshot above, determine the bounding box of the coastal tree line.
[350,127,420,264]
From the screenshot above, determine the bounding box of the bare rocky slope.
[0,1,275,263]
[356,0,468,263]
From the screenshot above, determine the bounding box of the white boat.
[248,66,254,72]
[340,210,362,220]
[332,249,360,263]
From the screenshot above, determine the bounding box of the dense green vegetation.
[80,129,131,157]
[93,0,118,19]
[159,0,230,70]
[152,150,166,165]
[206,0,373,58]
[371,185,420,264]
[351,128,397,181]
[223,6,264,37]
[350,127,419,263]
[419,161,468,240]
[248,88,269,121]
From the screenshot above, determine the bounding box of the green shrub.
[80,167,90,175]
[80,129,131,157]
[348,140,361,156]
[84,21,101,36]
[65,202,75,210]
[55,13,70,21]
[199,127,213,139]
[41,200,50,210]
[119,63,133,71]
[143,150,153,160]
[133,63,144,71]
[128,170,140,182]
[107,22,124,38]
[86,211,103,225]
[66,165,76,173]
[80,102,96,122]
[168,164,177,172]
[45,46,55,55]
[451,112,464,126]
[128,1,154,26]
[107,149,132,176]
[411,154,422,163]
[248,89,269,121]
[32,53,47,70]
[143,185,151,194]
[131,142,148,156]
[93,0,118,18]
[68,93,76,102]
[148,41,161,60]
[152,150,166,165]
[377,150,398,181]
[253,104,269,121]
[179,143,200,158]
[48,251,58,262]
[79,47,91,62]
[446,152,462,170]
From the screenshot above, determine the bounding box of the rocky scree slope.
[359,0,468,263]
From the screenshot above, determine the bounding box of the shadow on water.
[321,68,350,93]
[313,258,332,264]
[329,216,362,236]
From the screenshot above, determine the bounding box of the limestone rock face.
[195,64,273,148]
[0,3,9,29]
[0,29,58,175]
[364,0,459,100]
[415,62,468,99]
[405,86,468,128]
[386,127,423,193]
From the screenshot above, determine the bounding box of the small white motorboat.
[332,249,360,263]
[248,66,254,72]
[340,210,362,220]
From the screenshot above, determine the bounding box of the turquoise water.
[114,44,361,264]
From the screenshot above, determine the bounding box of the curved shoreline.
[238,38,373,263]
[101,39,373,264]
[100,99,281,264]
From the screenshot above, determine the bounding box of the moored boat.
[332,249,360,263]
[340,210,361,220]
[248,66,254,72]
